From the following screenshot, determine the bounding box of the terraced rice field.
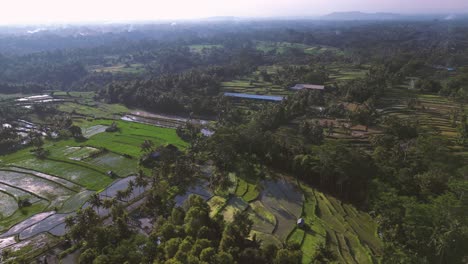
[260,179,304,241]
[0,193,18,218]
[221,196,249,222]
[0,115,187,239]
[291,184,382,264]
[380,86,468,158]
[57,102,129,119]
[194,171,383,263]
[254,41,344,56]
[247,201,276,234]
[0,175,149,258]
[82,120,188,157]
[84,152,137,177]
[235,177,259,202]
[221,79,291,97]
[59,146,101,160]
[91,63,145,74]
[82,125,109,138]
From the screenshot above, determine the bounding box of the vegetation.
[1,18,468,263]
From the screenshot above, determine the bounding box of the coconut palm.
[89,193,102,214]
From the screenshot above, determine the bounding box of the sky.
[0,0,467,24]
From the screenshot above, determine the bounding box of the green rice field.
[0,109,187,233]
[206,171,383,263]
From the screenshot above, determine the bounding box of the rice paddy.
[91,63,145,74]
[255,41,344,56]
[0,99,188,239]
[205,171,383,263]
[290,183,382,264]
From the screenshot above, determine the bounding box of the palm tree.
[135,170,148,189]
[64,215,75,230]
[140,140,154,154]
[102,198,117,210]
[127,180,135,200]
[116,190,126,202]
[89,193,102,214]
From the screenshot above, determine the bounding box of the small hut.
[297,218,305,228]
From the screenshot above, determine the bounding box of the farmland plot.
[85,152,137,177]
[0,183,42,203]
[60,146,101,161]
[10,158,111,190]
[5,167,81,191]
[0,170,73,200]
[175,181,213,207]
[0,193,18,219]
[260,179,304,240]
[100,176,141,198]
[0,236,16,249]
[82,125,108,138]
[19,213,73,240]
[247,201,276,234]
[298,186,382,263]
[59,190,95,213]
[0,211,56,238]
[0,202,49,234]
[82,120,188,157]
[222,197,249,222]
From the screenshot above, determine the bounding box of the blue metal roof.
[224,92,284,102]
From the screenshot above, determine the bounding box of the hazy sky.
[0,0,467,24]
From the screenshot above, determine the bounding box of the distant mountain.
[322,11,401,21]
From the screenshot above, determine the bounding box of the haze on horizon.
[0,0,467,25]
